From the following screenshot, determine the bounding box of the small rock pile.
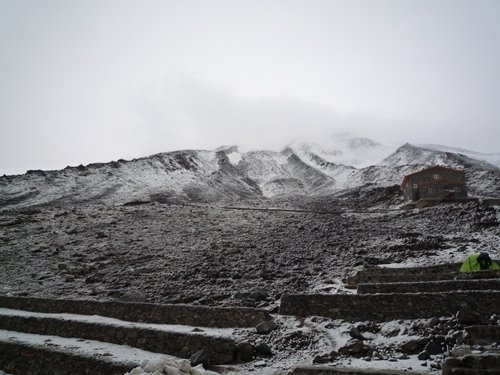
[311,309,500,370]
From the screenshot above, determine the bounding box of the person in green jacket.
[460,252,500,272]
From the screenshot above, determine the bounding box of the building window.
[428,188,434,193]
[433,174,440,180]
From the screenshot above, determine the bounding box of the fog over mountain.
[2,1,500,176]
[1,134,499,210]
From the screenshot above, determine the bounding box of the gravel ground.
[1,198,498,309]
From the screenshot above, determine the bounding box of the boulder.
[236,342,254,362]
[338,339,368,357]
[424,340,443,355]
[256,320,277,334]
[313,354,332,364]
[190,349,210,367]
[349,326,366,340]
[254,341,272,356]
[400,339,422,354]
[417,350,431,360]
[457,309,481,325]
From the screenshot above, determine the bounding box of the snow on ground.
[0,308,236,339]
[0,330,220,375]
[0,308,439,375]
[211,315,437,375]
[375,221,500,269]
[0,329,168,366]
[311,277,356,295]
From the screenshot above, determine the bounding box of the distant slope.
[417,144,500,169]
[380,143,500,170]
[1,136,499,210]
[289,134,397,168]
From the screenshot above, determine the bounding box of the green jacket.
[459,253,500,272]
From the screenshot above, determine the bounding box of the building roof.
[401,165,465,188]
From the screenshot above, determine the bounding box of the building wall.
[403,167,467,201]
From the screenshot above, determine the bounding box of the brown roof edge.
[401,165,465,188]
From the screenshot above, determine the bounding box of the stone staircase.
[357,278,500,294]
[289,366,427,375]
[2,264,499,375]
[285,263,500,375]
[346,264,500,289]
[0,331,161,375]
[0,296,271,374]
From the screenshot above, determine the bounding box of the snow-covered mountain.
[289,133,398,169]
[1,136,499,209]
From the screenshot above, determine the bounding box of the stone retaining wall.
[465,325,500,345]
[0,296,270,328]
[0,341,135,375]
[483,198,500,206]
[0,315,237,364]
[442,354,500,375]
[347,269,500,288]
[457,269,500,280]
[280,291,500,321]
[289,366,425,374]
[356,263,463,276]
[357,279,500,294]
[347,264,500,288]
[347,272,458,288]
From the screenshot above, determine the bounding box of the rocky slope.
[1,199,498,308]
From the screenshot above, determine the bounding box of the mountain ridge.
[1,137,499,210]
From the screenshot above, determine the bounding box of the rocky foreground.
[0,195,499,374]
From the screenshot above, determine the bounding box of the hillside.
[1,137,499,210]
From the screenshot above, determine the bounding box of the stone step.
[346,271,459,288]
[0,295,270,328]
[288,366,426,375]
[347,269,500,288]
[442,354,500,375]
[465,325,500,345]
[357,278,500,294]
[280,291,500,321]
[0,307,241,365]
[0,329,161,375]
[446,370,500,375]
[356,263,463,276]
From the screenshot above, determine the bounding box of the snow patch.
[0,329,167,365]
[227,151,242,166]
[0,308,235,338]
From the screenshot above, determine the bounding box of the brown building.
[401,166,467,202]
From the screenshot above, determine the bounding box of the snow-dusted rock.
[190,364,206,375]
[256,320,277,334]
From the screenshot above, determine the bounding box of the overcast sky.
[1,0,500,175]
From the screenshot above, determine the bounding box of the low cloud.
[134,75,405,153]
